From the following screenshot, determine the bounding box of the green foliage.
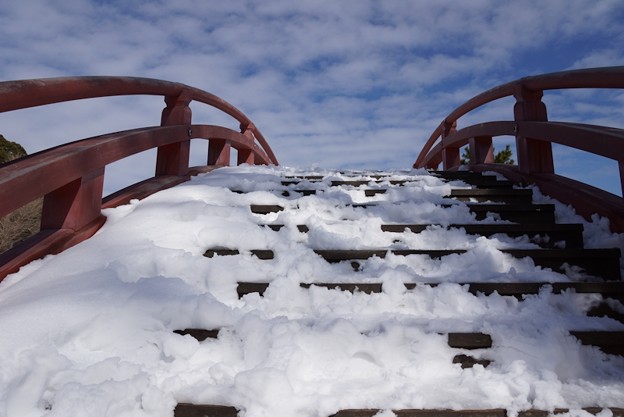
[460,144,514,165]
[0,134,39,253]
[0,134,27,164]
[494,144,514,164]
[460,147,471,165]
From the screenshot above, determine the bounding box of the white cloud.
[1,0,623,194]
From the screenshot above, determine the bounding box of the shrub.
[0,134,27,164]
[0,199,43,253]
[0,134,42,253]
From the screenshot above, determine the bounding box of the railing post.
[469,136,494,165]
[41,167,105,231]
[441,120,460,169]
[238,123,256,165]
[514,86,554,174]
[620,161,624,197]
[156,91,192,176]
[207,140,231,166]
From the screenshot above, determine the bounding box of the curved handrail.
[0,124,272,219]
[419,121,624,168]
[414,67,624,232]
[0,76,279,280]
[415,66,624,168]
[0,76,278,165]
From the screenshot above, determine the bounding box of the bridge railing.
[0,76,279,280]
[413,67,624,232]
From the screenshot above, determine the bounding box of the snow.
[0,165,623,417]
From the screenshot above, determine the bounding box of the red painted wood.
[41,167,105,231]
[442,146,460,169]
[207,139,231,166]
[513,87,553,174]
[0,76,279,281]
[469,136,494,165]
[156,92,193,176]
[413,67,624,231]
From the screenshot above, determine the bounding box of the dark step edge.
[312,249,621,280]
[173,329,220,341]
[173,327,624,356]
[171,326,490,349]
[464,203,555,212]
[587,303,624,323]
[381,223,584,249]
[173,405,623,417]
[381,224,583,233]
[237,281,624,298]
[313,248,620,260]
[571,331,624,355]
[261,224,310,232]
[330,408,624,417]
[249,203,556,212]
[174,404,238,417]
[453,354,492,368]
[263,223,584,248]
[173,327,491,350]
[448,333,493,349]
[203,249,274,259]
[250,204,284,214]
[450,189,533,196]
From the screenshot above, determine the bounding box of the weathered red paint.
[41,167,105,231]
[513,87,553,174]
[208,140,231,166]
[414,67,624,232]
[157,92,193,176]
[469,136,494,165]
[0,77,279,281]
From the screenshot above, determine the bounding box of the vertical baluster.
[514,87,553,174]
[156,91,192,176]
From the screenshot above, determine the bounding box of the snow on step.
[0,165,623,417]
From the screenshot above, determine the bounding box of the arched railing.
[414,67,624,232]
[0,76,279,280]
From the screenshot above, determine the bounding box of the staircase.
[172,167,624,417]
[1,70,624,417]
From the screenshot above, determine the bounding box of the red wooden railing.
[0,76,278,280]
[414,67,624,232]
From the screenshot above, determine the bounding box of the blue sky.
[0,0,623,195]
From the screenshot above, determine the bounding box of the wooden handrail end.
[0,216,106,282]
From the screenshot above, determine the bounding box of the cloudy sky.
[0,0,623,195]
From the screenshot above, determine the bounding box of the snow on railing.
[0,76,279,280]
[414,67,624,232]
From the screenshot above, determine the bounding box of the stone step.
[203,248,274,260]
[263,223,583,249]
[329,408,624,417]
[174,404,238,417]
[587,302,624,323]
[250,203,557,223]
[330,179,512,189]
[462,204,555,223]
[236,281,624,299]
[447,188,533,204]
[571,331,624,355]
[174,405,624,417]
[325,188,525,202]
[311,248,621,280]
[173,328,624,356]
[205,247,620,279]
[278,188,533,204]
[381,223,584,248]
[173,329,219,341]
[173,328,491,350]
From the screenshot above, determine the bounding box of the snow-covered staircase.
[172,168,624,417]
